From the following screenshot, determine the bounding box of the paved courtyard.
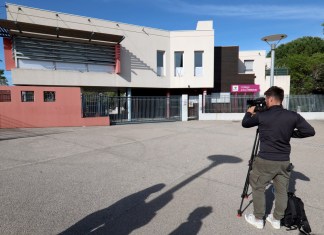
[0,120,323,235]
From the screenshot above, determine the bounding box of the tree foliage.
[0,70,8,86]
[271,37,324,94]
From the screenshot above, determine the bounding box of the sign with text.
[231,84,260,93]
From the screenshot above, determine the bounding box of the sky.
[0,0,324,84]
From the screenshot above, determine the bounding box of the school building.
[0,3,290,128]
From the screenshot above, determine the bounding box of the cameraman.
[242,86,315,230]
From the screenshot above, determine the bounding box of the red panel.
[115,44,121,74]
[3,38,15,71]
[0,86,109,128]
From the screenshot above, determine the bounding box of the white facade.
[239,50,290,95]
[6,3,214,89]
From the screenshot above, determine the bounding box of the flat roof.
[0,19,124,44]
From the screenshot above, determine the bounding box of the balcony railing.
[265,68,289,76]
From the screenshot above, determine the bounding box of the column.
[181,94,188,121]
[127,88,132,121]
[166,90,170,119]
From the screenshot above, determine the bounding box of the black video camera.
[246,97,267,112]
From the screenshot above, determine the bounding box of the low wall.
[199,113,245,121]
[198,95,324,121]
[297,112,324,120]
[0,86,109,128]
[198,112,324,121]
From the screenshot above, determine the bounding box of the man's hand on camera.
[247,106,256,116]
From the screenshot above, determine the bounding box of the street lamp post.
[261,34,287,87]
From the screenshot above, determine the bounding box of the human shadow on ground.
[59,184,166,235]
[59,155,241,235]
[169,206,213,235]
[265,169,310,215]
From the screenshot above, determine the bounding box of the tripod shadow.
[60,155,241,235]
[169,206,213,235]
[265,169,310,215]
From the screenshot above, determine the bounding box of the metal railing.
[82,94,182,124]
[204,94,324,113]
[204,95,255,113]
[287,95,324,112]
[265,68,289,76]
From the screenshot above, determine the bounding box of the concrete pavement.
[0,120,323,235]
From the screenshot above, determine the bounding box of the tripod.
[237,128,260,217]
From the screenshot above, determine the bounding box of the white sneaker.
[245,214,264,229]
[266,214,281,229]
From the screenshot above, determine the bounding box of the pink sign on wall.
[231,84,260,93]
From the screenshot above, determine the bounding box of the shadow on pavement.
[169,206,213,235]
[265,169,310,215]
[289,169,310,193]
[59,184,165,235]
[59,155,242,235]
[0,128,69,141]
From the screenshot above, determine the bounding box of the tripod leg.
[237,129,259,217]
[237,173,250,216]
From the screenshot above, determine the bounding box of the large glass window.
[157,51,165,76]
[244,60,254,72]
[194,51,203,76]
[175,51,184,77]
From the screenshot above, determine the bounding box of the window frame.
[157,50,165,77]
[174,51,184,77]
[43,91,56,102]
[0,90,11,102]
[194,51,203,77]
[244,60,254,72]
[21,91,35,102]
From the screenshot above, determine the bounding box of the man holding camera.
[242,86,315,230]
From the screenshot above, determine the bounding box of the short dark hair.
[264,86,284,103]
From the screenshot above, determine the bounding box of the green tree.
[273,37,324,58]
[0,70,8,86]
[272,37,324,94]
[277,54,314,94]
[310,53,324,93]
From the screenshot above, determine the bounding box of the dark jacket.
[242,105,315,161]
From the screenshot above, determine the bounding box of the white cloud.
[160,0,324,20]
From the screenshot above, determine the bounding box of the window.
[157,51,165,76]
[44,91,56,102]
[0,90,11,102]
[175,51,184,76]
[21,91,34,102]
[244,60,254,72]
[194,51,203,76]
[55,62,87,72]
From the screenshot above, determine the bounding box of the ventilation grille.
[14,36,116,65]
